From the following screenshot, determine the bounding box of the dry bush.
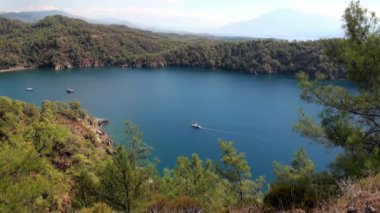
[147,196,203,213]
[311,174,380,213]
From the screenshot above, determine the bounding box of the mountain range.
[0,10,73,23]
[0,10,138,28]
[0,9,344,40]
[215,9,343,40]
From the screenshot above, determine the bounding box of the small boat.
[191,123,201,129]
[25,88,33,91]
[66,89,75,93]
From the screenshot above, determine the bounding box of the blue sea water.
[0,67,344,182]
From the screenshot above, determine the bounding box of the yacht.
[66,89,75,93]
[25,88,33,91]
[191,123,201,129]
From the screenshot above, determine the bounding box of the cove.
[0,67,344,182]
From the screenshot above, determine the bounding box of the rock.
[365,204,377,213]
[156,61,166,68]
[54,64,63,70]
[93,60,103,67]
[97,119,109,128]
[95,118,109,128]
[63,62,73,69]
[106,139,113,146]
[96,129,104,135]
[347,207,358,213]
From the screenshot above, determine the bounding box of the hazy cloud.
[22,5,59,12]
[71,6,229,29]
[286,0,380,18]
[1,0,379,32]
[151,0,181,3]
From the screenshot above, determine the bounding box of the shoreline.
[0,66,35,73]
[0,65,343,80]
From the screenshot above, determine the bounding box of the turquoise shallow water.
[0,67,343,182]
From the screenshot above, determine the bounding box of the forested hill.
[0,15,343,78]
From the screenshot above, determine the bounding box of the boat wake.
[199,127,237,135]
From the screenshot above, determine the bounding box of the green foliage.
[295,1,380,177]
[158,141,266,211]
[72,170,101,208]
[0,15,342,77]
[265,148,338,210]
[0,144,64,212]
[264,182,317,210]
[97,121,156,212]
[124,120,152,167]
[0,98,267,212]
[79,202,115,213]
[273,147,315,183]
[217,141,265,203]
[161,154,234,211]
[0,96,111,212]
[98,146,156,212]
[147,196,203,213]
[163,39,342,78]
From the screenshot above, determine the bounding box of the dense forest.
[2,1,380,212]
[0,14,343,78]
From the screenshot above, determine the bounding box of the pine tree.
[217,141,265,203]
[161,153,234,211]
[265,148,322,210]
[295,0,380,177]
[0,144,64,212]
[273,147,315,183]
[98,121,156,212]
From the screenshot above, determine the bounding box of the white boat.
[66,89,75,93]
[191,123,201,129]
[25,88,33,91]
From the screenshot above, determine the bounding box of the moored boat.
[66,89,75,93]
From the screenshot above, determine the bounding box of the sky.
[1,0,380,31]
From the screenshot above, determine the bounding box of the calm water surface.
[0,67,343,182]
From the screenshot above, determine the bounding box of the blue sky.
[1,0,379,31]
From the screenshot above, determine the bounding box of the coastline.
[0,66,35,73]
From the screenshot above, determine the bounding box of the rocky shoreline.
[56,112,113,150]
[0,65,36,73]
[0,61,343,80]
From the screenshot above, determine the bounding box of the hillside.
[0,97,114,212]
[0,15,344,78]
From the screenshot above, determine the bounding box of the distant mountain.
[0,10,74,23]
[0,10,140,28]
[92,18,138,28]
[216,9,343,40]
